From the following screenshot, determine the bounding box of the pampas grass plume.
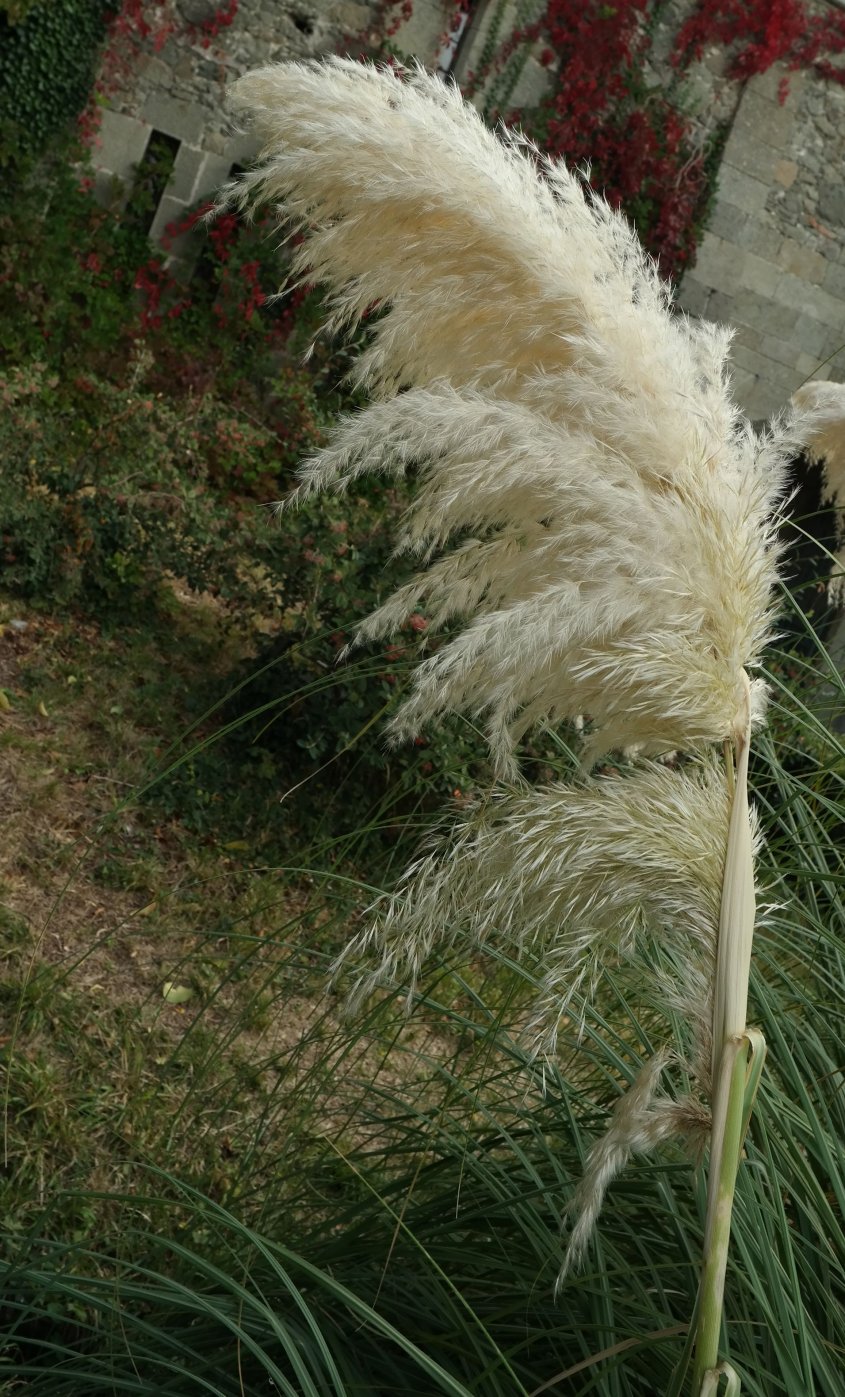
[223,55,800,776]
[221,57,825,1324]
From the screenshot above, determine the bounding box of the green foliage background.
[0,0,111,166]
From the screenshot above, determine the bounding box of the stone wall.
[677,62,845,421]
[94,0,376,267]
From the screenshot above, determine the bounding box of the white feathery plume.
[557,1049,710,1285]
[223,58,802,1340]
[791,379,845,600]
[333,757,752,1276]
[223,56,799,777]
[338,760,729,1073]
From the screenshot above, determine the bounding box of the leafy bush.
[0,0,46,22]
[0,152,154,366]
[0,0,112,167]
[150,472,496,861]
[0,359,285,616]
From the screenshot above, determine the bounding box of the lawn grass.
[0,590,374,1250]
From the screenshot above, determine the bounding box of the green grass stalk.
[693,678,758,1389]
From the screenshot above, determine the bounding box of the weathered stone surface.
[676,275,711,318]
[177,0,218,23]
[167,143,206,203]
[746,222,782,261]
[721,137,776,183]
[791,312,833,360]
[795,350,823,378]
[141,92,205,144]
[689,233,745,295]
[819,186,845,229]
[741,252,783,299]
[760,313,827,366]
[773,158,798,188]
[823,261,845,300]
[707,202,750,244]
[718,164,771,215]
[777,237,827,282]
[729,366,758,407]
[725,289,799,341]
[743,379,790,422]
[97,108,151,182]
[193,152,238,202]
[149,192,191,245]
[731,88,797,151]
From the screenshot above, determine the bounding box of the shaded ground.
[0,593,469,1252]
[0,594,339,1228]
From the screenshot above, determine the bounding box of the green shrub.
[0,152,151,366]
[0,0,46,23]
[0,360,285,617]
[0,0,111,167]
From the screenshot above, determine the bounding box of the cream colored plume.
[335,758,737,1276]
[791,379,845,598]
[223,57,797,774]
[338,761,729,1078]
[225,60,784,1303]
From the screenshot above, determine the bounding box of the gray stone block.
[758,332,804,371]
[178,0,217,23]
[706,202,750,244]
[167,143,205,202]
[194,152,236,201]
[772,158,798,189]
[727,290,798,340]
[391,0,443,63]
[334,1,371,33]
[689,232,745,294]
[742,252,783,299]
[792,313,834,360]
[707,290,737,327]
[822,330,845,367]
[677,274,711,318]
[823,261,845,300]
[759,311,830,368]
[751,63,804,107]
[795,351,822,379]
[729,342,797,390]
[800,284,845,329]
[730,88,795,152]
[806,361,832,382]
[97,108,151,183]
[149,192,191,246]
[93,168,124,210]
[777,237,827,283]
[728,366,758,409]
[772,271,812,312]
[202,130,230,156]
[717,163,770,215]
[743,378,789,421]
[141,92,205,145]
[746,222,782,261]
[818,185,845,229]
[720,137,775,184]
[209,131,262,166]
[772,275,842,327]
[510,55,552,111]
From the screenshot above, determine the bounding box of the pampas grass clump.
[792,379,845,599]
[221,56,828,1389]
